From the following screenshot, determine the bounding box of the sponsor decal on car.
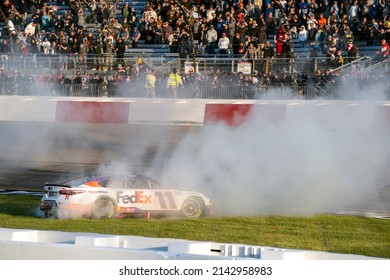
[116,191,152,204]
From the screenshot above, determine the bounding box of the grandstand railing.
[330,56,372,75]
[358,58,390,77]
[0,53,377,76]
[1,80,389,100]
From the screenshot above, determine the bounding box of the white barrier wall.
[1,96,390,129]
[0,228,383,260]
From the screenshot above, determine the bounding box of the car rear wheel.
[44,206,59,218]
[91,198,116,219]
[181,196,205,218]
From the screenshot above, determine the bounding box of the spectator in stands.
[145,69,157,98]
[122,2,131,21]
[236,17,248,39]
[347,40,359,60]
[145,25,154,44]
[90,72,103,97]
[178,28,191,55]
[25,22,36,37]
[265,11,277,36]
[162,21,173,44]
[167,68,182,98]
[41,37,51,56]
[168,30,179,53]
[232,32,242,55]
[205,25,218,54]
[274,35,285,58]
[103,37,115,71]
[71,70,82,96]
[58,38,68,70]
[54,14,64,34]
[262,41,274,73]
[218,32,230,54]
[243,41,258,71]
[78,38,88,68]
[311,69,324,89]
[131,26,141,48]
[154,22,163,44]
[226,14,236,46]
[77,7,86,30]
[335,49,344,67]
[349,1,360,21]
[298,25,308,48]
[298,0,310,20]
[115,37,126,68]
[92,38,104,71]
[376,39,390,60]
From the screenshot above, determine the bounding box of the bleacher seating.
[0,1,381,61]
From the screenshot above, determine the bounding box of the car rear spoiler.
[44,183,72,188]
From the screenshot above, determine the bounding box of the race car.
[40,174,212,219]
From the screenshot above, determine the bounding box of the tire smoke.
[158,101,390,216]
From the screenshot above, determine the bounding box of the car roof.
[62,173,157,186]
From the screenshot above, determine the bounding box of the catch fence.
[1,80,389,100]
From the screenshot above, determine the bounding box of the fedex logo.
[116,191,152,204]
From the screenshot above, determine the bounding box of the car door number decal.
[155,191,177,209]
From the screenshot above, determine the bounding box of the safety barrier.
[0,227,382,260]
[2,97,390,129]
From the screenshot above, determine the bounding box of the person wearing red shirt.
[377,39,390,60]
[274,36,285,58]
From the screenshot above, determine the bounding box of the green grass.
[0,195,389,258]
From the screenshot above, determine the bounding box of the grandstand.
[0,0,389,99]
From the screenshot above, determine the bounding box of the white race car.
[40,174,212,219]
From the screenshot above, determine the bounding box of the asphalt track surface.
[0,121,199,190]
[0,121,389,218]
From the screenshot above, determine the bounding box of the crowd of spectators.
[1,0,390,98]
[1,62,389,99]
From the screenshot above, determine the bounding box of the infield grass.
[0,194,389,258]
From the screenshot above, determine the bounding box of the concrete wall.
[0,228,382,260]
[1,96,390,129]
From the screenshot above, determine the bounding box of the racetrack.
[0,121,197,190]
[0,121,389,218]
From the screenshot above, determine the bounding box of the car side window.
[147,178,160,189]
[101,177,126,189]
[126,177,149,189]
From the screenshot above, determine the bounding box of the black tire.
[44,205,59,218]
[91,198,116,219]
[181,196,205,218]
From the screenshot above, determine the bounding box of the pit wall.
[0,228,382,260]
[1,96,390,128]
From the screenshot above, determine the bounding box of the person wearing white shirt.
[24,22,36,37]
[349,1,360,20]
[298,25,308,48]
[41,37,51,55]
[218,32,230,54]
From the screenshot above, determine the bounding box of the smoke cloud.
[157,101,390,216]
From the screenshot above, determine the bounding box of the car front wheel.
[181,196,205,218]
[91,198,116,219]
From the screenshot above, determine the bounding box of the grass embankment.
[0,194,389,258]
